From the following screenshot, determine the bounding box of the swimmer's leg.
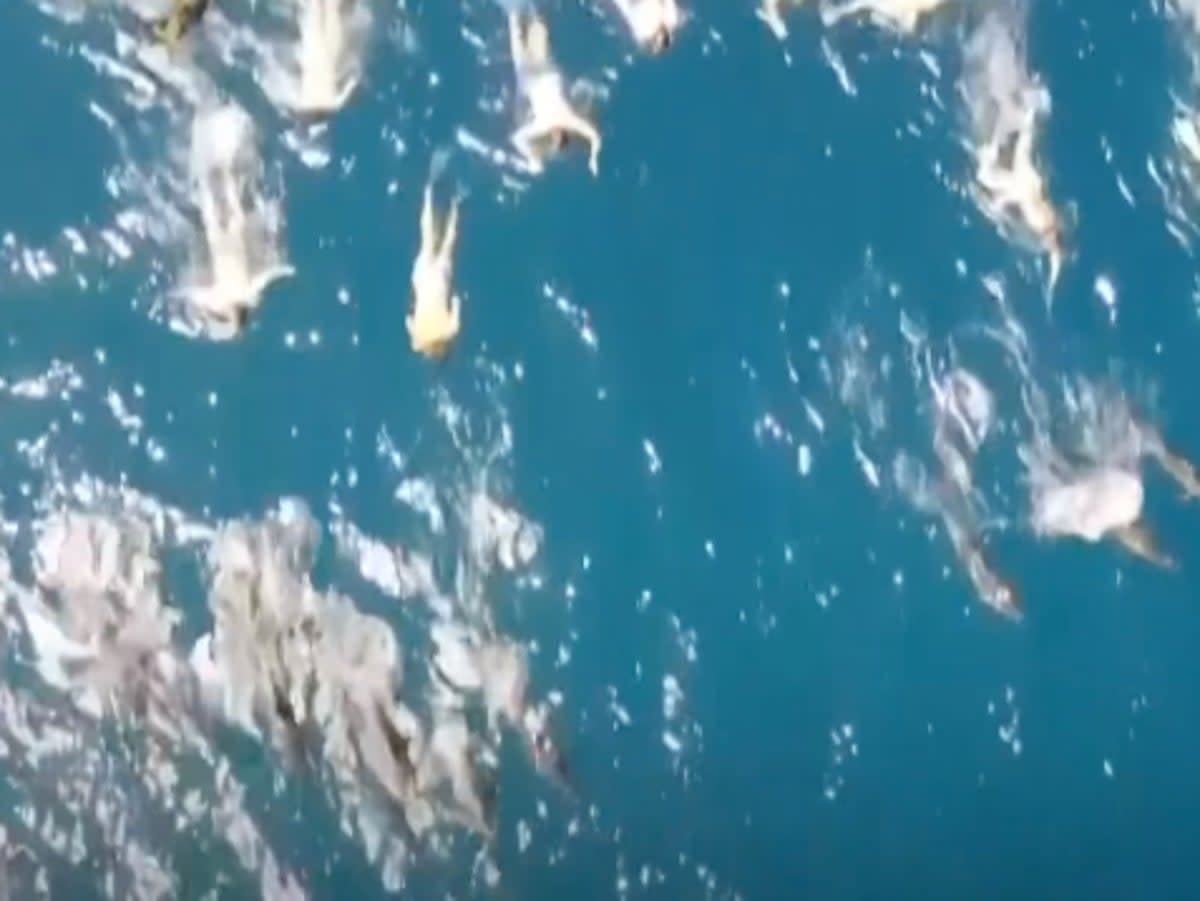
[561,111,602,175]
[525,17,552,65]
[1113,522,1177,571]
[511,121,547,173]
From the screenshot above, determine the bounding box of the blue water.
[5,0,1200,897]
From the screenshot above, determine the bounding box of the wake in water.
[177,102,294,339]
[961,3,1064,294]
[0,364,564,895]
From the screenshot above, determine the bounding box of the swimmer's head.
[550,129,571,152]
[649,26,672,53]
[295,105,335,127]
[992,579,1023,619]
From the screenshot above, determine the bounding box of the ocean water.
[3,0,1200,898]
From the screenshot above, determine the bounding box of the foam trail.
[179,102,294,339]
[5,503,302,898]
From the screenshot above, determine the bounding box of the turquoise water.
[4,0,1200,897]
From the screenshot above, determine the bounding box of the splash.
[178,102,294,339]
[960,4,1063,291]
[3,498,301,898]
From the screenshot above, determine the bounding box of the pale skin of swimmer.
[295,0,360,117]
[192,166,294,334]
[407,184,461,360]
[821,0,947,33]
[153,0,211,45]
[508,12,602,176]
[1036,465,1179,571]
[611,0,681,53]
[976,112,1064,287]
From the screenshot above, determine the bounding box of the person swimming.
[407,183,462,360]
[508,10,602,176]
[928,378,1022,620]
[292,0,364,119]
[974,99,1065,289]
[610,0,682,54]
[152,0,212,46]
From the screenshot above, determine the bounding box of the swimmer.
[294,0,363,118]
[508,10,602,176]
[610,0,682,53]
[153,0,211,46]
[976,106,1064,288]
[407,183,462,360]
[1112,520,1177,570]
[820,0,947,34]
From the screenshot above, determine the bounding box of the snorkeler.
[407,183,462,360]
[508,10,602,176]
[152,0,212,47]
[610,0,682,53]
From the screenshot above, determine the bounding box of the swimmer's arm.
[564,113,602,175]
[419,183,436,256]
[511,122,545,173]
[508,12,526,67]
[438,197,460,270]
